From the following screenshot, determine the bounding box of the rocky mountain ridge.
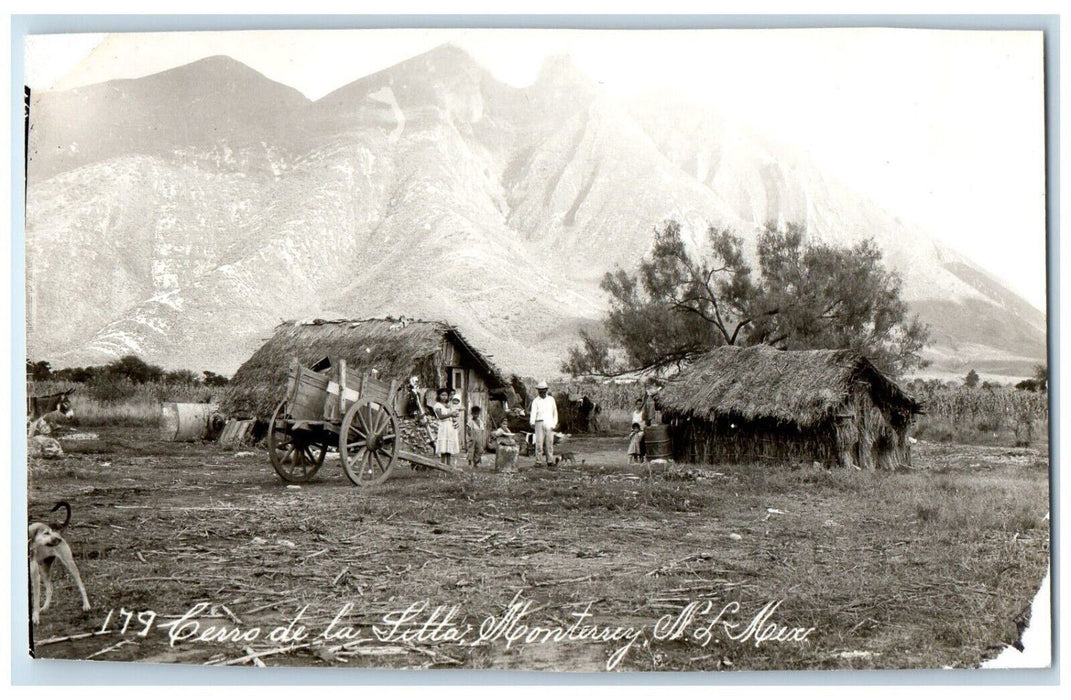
[26,45,1045,380]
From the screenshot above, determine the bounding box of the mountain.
[25,46,1046,381]
[28,55,312,180]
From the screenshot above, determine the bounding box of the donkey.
[27,390,75,436]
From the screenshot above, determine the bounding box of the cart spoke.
[337,397,399,486]
[371,407,387,434]
[269,401,324,484]
[358,407,374,436]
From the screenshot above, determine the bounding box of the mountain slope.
[25,46,1045,379]
[28,55,311,180]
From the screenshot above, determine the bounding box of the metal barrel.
[160,402,218,441]
[644,424,672,460]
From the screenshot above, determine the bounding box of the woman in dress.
[434,388,461,466]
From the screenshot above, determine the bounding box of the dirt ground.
[26,429,1050,672]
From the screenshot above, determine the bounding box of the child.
[631,399,646,429]
[450,394,464,432]
[467,405,486,469]
[627,423,644,463]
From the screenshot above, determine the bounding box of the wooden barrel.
[644,424,672,460]
[160,402,219,441]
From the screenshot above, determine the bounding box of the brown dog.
[29,502,90,624]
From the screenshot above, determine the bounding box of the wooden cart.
[266,358,461,486]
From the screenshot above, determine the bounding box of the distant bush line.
[26,355,228,427]
[28,355,228,392]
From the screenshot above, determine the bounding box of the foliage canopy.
[563,220,929,378]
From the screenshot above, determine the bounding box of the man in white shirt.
[529,380,558,468]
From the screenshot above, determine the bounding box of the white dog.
[29,502,90,624]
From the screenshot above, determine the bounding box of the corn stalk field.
[559,381,646,411]
[908,384,1048,423]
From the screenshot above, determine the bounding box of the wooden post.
[287,358,302,404]
[338,359,347,419]
[386,379,399,413]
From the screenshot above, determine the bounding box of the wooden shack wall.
[435,337,497,447]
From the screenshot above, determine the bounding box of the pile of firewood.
[398,416,435,456]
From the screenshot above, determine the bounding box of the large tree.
[1033,363,1048,392]
[563,220,929,377]
[106,354,164,384]
[26,360,52,381]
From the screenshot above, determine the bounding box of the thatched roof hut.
[658,345,921,469]
[220,318,508,426]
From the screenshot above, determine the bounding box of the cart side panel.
[287,359,331,421]
[324,361,362,423]
[359,374,396,406]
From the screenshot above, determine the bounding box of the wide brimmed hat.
[536,380,549,390]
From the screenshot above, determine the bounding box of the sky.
[23,27,1048,310]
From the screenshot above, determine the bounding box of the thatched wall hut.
[658,345,922,469]
[220,318,507,444]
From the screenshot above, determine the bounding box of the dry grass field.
[26,430,1049,672]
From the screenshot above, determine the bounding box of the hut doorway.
[449,367,464,394]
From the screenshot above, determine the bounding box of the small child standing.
[467,405,486,469]
[627,423,644,463]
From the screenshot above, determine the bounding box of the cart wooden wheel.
[339,397,400,486]
[268,401,327,483]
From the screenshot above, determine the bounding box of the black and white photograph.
[20,23,1051,673]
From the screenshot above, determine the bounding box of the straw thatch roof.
[220,318,506,417]
[658,345,921,428]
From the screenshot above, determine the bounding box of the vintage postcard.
[22,26,1050,673]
